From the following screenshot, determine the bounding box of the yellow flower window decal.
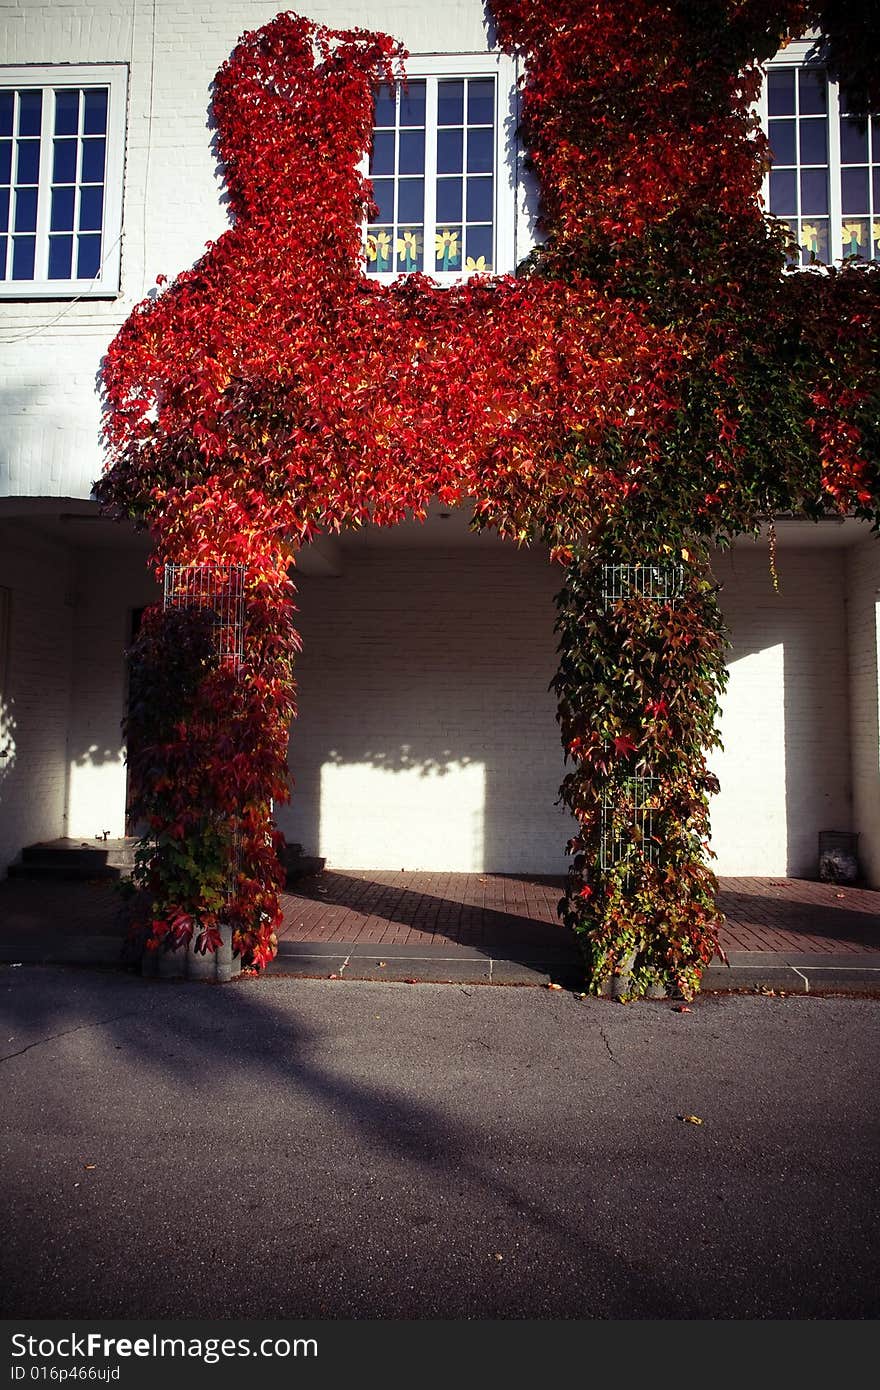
[465,254,490,273]
[842,221,865,257]
[396,229,421,272]
[800,223,820,256]
[434,228,460,272]
[365,230,392,270]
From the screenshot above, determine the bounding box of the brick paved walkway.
[277,871,880,954]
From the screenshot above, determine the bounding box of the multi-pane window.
[0,65,126,297]
[839,89,880,261]
[763,42,880,266]
[364,54,516,281]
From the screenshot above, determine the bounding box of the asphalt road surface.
[1,966,878,1319]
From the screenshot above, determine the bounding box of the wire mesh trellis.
[600,774,660,882]
[163,562,246,670]
[163,563,247,904]
[600,563,684,609]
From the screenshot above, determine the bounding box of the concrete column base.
[142,923,241,983]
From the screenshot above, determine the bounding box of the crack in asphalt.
[598,1026,620,1066]
[0,1012,143,1064]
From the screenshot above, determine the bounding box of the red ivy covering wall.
[98,3,880,994]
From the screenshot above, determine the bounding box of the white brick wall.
[0,526,157,867]
[711,544,852,877]
[0,521,75,866]
[845,536,880,887]
[279,540,575,872]
[65,543,159,840]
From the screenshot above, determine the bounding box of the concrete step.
[19,837,138,871]
[8,861,120,882]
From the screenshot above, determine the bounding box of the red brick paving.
[277,871,880,953]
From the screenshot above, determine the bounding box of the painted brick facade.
[280,540,574,872]
[0,521,75,868]
[711,544,852,878]
[65,543,158,840]
[846,536,880,887]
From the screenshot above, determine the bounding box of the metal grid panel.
[600,775,660,880]
[163,563,246,669]
[600,563,684,608]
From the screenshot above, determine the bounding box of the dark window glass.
[437,129,463,175]
[840,116,869,163]
[13,186,37,232]
[800,167,828,214]
[0,187,8,230]
[80,138,105,183]
[397,178,424,224]
[369,130,395,176]
[48,233,72,278]
[54,90,79,136]
[53,138,77,183]
[18,90,42,136]
[50,185,75,231]
[841,166,869,214]
[467,79,494,125]
[438,81,464,126]
[372,88,396,127]
[798,68,827,115]
[768,69,795,116]
[79,184,103,231]
[83,89,107,135]
[16,140,40,184]
[0,141,11,184]
[398,129,424,175]
[369,178,394,224]
[400,81,425,127]
[76,231,101,278]
[799,119,827,165]
[11,234,35,278]
[767,118,796,165]
[466,127,493,173]
[466,176,493,222]
[769,168,796,214]
[436,177,462,222]
[0,93,14,137]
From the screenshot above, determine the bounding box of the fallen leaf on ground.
[547,982,563,991]
[672,1005,691,1013]
[83,1164,96,1171]
[679,1114,704,1125]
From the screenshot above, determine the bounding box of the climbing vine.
[97,3,880,993]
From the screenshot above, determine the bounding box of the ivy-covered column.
[124,545,299,973]
[553,538,729,1000]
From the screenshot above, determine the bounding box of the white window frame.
[363,51,518,285]
[760,38,877,267]
[0,63,127,299]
